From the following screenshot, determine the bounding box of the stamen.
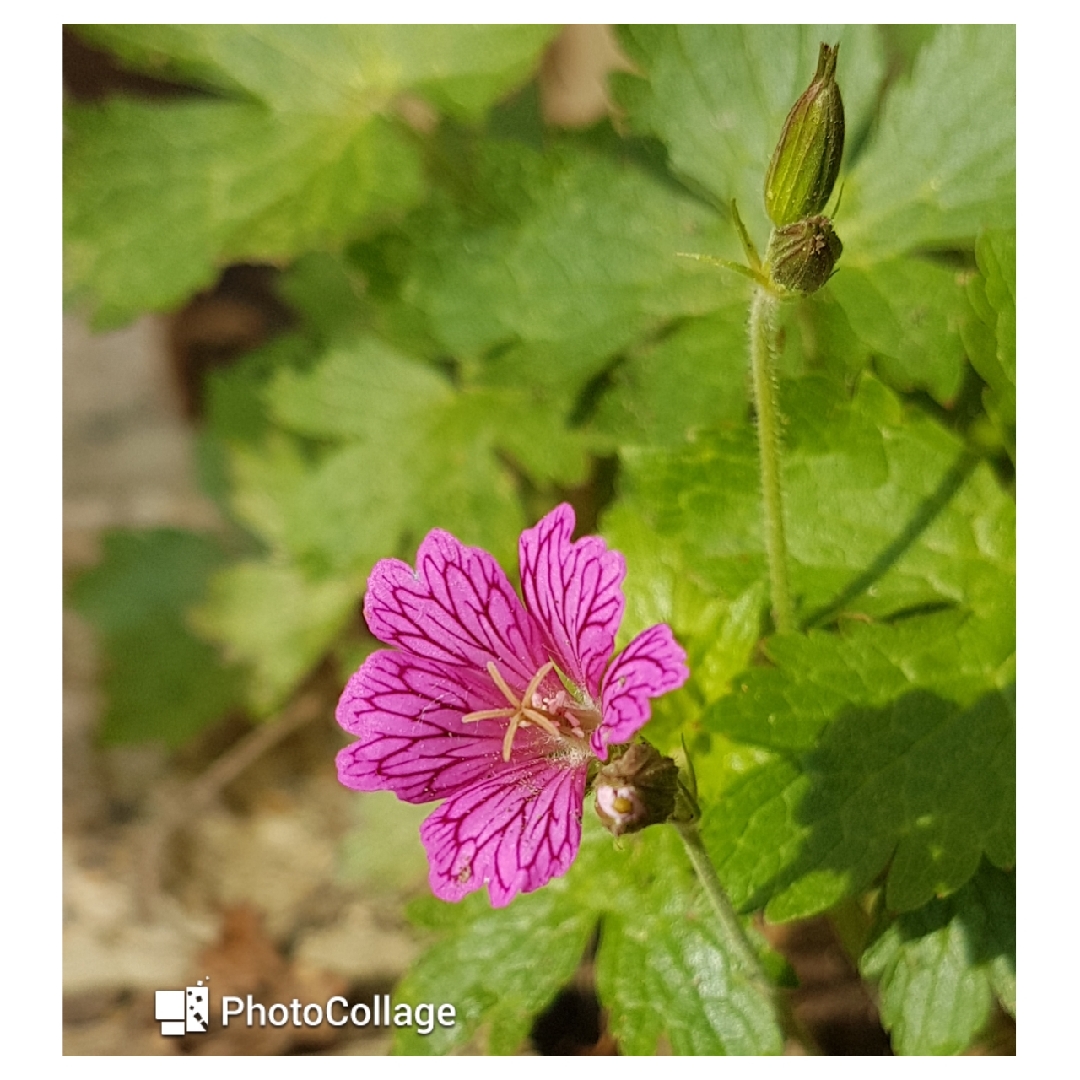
[463,661,562,761]
[522,661,556,706]
[460,707,516,724]
[501,721,518,762]
[486,661,519,706]
[520,707,562,740]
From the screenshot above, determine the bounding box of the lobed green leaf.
[64,100,422,326]
[702,613,1014,920]
[393,822,782,1055]
[860,862,1015,1053]
[607,374,1014,626]
[403,141,735,396]
[841,25,1015,261]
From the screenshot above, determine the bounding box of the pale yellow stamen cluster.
[461,661,562,761]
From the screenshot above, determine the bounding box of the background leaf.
[65,26,559,326]
[79,25,558,120]
[613,25,885,242]
[403,140,735,400]
[393,877,597,1055]
[606,375,1014,626]
[963,228,1016,435]
[829,256,973,404]
[192,559,359,717]
[841,25,1015,261]
[595,827,782,1055]
[64,101,423,326]
[394,822,782,1055]
[860,862,1015,1053]
[68,529,244,745]
[701,613,1014,920]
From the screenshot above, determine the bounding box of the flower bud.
[766,215,843,294]
[764,42,845,228]
[594,743,679,837]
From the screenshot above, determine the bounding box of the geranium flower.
[335,504,689,907]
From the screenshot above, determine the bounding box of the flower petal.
[336,650,515,803]
[519,503,626,697]
[419,757,586,907]
[364,528,547,688]
[592,624,690,758]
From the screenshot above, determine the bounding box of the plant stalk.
[676,821,772,985]
[749,285,794,633]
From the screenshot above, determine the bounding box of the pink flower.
[335,504,689,907]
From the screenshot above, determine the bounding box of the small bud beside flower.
[594,742,680,837]
[764,42,845,229]
[765,215,843,294]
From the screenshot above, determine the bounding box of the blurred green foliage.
[64,25,1014,1054]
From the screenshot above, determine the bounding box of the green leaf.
[267,335,451,443]
[606,374,1014,626]
[701,613,1014,921]
[404,141,735,394]
[275,252,369,345]
[878,26,941,79]
[202,334,318,451]
[842,25,1015,262]
[393,822,782,1055]
[595,827,783,1055]
[613,26,885,243]
[64,100,422,326]
[963,229,1016,431]
[392,867,598,1055]
[860,863,1015,1053]
[829,256,972,404]
[67,25,557,324]
[593,300,753,447]
[599,498,770,757]
[195,327,601,713]
[263,333,592,560]
[80,25,557,121]
[191,559,360,716]
[773,287,872,382]
[710,611,1013,753]
[67,529,243,745]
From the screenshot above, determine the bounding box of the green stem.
[749,285,794,633]
[675,822,772,987]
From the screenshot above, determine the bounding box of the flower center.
[460,661,598,761]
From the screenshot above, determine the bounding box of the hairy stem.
[749,285,794,633]
[676,821,773,987]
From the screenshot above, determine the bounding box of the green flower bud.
[594,743,679,837]
[766,214,843,294]
[764,42,845,228]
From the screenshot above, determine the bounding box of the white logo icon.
[155,979,210,1036]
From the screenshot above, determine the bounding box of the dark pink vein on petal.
[420,757,586,907]
[364,529,547,689]
[336,650,519,802]
[593,624,690,758]
[519,504,626,696]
